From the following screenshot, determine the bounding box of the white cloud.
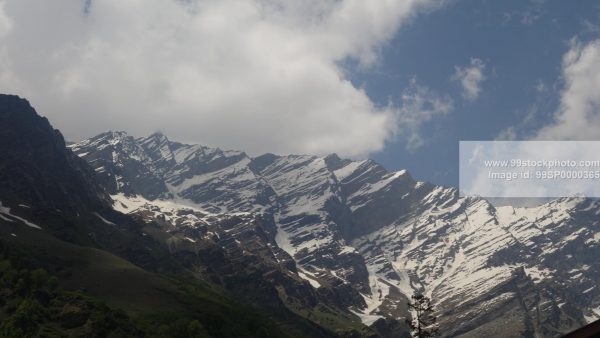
[482,38,600,200]
[501,0,546,26]
[496,104,539,141]
[0,0,445,157]
[397,78,453,150]
[0,1,11,37]
[535,38,600,140]
[452,58,486,101]
[534,79,546,93]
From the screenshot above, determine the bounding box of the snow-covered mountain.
[70,131,600,337]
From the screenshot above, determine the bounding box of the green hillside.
[0,220,295,338]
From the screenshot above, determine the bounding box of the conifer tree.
[406,293,438,337]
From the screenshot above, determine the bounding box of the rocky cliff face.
[354,195,600,337]
[0,94,184,272]
[111,194,383,336]
[0,94,110,213]
[72,130,600,337]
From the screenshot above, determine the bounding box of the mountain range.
[1,93,599,337]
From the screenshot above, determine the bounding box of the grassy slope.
[0,218,182,314]
[0,219,297,337]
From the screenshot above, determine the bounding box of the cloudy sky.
[1,0,599,186]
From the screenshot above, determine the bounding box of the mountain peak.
[95,130,129,141]
[146,131,168,140]
[0,94,110,212]
[0,94,49,126]
[324,153,346,171]
[0,93,31,109]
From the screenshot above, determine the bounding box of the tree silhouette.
[406,293,438,338]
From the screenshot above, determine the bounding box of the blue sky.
[356,0,600,186]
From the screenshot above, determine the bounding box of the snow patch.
[349,309,384,326]
[333,160,367,181]
[297,268,321,288]
[0,202,42,229]
[93,212,117,226]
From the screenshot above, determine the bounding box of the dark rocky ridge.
[0,94,189,274]
[0,94,110,213]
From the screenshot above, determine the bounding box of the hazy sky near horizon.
[1,0,600,186]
